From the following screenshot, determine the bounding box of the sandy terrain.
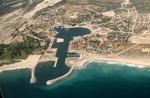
[102,11,115,17]
[0,55,41,73]
[129,31,150,44]
[47,52,150,85]
[24,0,62,18]
[68,52,150,69]
[0,52,149,85]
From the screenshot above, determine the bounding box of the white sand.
[0,55,41,73]
[69,53,150,69]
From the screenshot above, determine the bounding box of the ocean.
[0,61,150,98]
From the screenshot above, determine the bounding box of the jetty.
[46,65,75,85]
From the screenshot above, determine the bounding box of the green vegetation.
[0,37,48,62]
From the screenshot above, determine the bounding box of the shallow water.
[0,62,150,98]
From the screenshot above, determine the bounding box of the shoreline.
[0,54,150,73]
[46,54,150,85]
[76,58,147,70]
[0,53,150,85]
[67,53,150,69]
[0,55,41,73]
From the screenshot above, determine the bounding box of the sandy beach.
[67,52,150,69]
[0,52,149,85]
[0,52,150,72]
[0,55,41,73]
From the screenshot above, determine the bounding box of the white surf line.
[116,44,139,56]
[0,55,41,85]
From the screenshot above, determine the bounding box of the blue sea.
[0,61,150,98]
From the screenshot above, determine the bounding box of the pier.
[47,65,75,85]
[29,26,90,85]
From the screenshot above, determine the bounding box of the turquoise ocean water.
[0,61,150,98]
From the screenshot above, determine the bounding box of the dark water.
[32,26,91,85]
[0,27,150,98]
[0,26,92,98]
[0,61,150,98]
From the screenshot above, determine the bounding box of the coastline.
[67,53,150,69]
[0,55,41,73]
[0,52,150,85]
[46,53,150,85]
[1,54,150,73]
